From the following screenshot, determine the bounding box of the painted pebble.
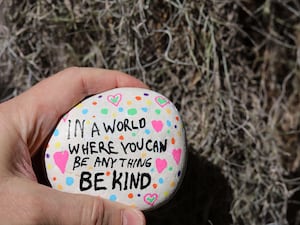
[45,88,186,210]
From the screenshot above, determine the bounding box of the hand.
[0,67,147,225]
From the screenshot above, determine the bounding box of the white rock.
[45,87,187,210]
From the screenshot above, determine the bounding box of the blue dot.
[98,95,102,98]
[53,129,59,136]
[159,178,164,184]
[150,168,155,173]
[141,107,148,112]
[66,177,74,186]
[144,93,149,96]
[166,120,172,127]
[46,153,50,158]
[178,171,181,177]
[118,107,124,112]
[82,109,88,115]
[109,194,117,201]
[174,125,177,129]
[137,194,141,197]
[145,129,151,135]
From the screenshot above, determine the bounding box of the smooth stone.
[45,87,186,211]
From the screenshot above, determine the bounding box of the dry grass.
[1,0,300,224]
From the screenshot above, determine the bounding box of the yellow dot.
[112,112,117,118]
[141,152,147,158]
[75,103,83,109]
[57,184,63,190]
[104,136,109,141]
[166,108,171,114]
[86,120,91,125]
[55,142,61,149]
[127,101,133,105]
[88,166,93,171]
[130,204,137,208]
[164,191,169,197]
[47,164,53,170]
[177,131,182,137]
[146,100,152,106]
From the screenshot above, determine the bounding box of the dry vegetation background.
[0,0,300,225]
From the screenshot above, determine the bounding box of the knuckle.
[82,197,105,225]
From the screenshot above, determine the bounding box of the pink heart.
[53,151,69,174]
[107,93,122,106]
[172,149,182,165]
[144,193,158,206]
[62,113,69,122]
[156,158,167,173]
[151,120,163,133]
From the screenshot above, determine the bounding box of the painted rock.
[45,88,186,210]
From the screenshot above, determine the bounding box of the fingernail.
[122,209,145,225]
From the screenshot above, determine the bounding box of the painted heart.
[151,120,163,133]
[62,113,69,122]
[107,93,122,106]
[156,158,167,173]
[53,150,69,174]
[144,193,158,206]
[172,149,182,165]
[155,96,170,108]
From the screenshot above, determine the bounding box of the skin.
[0,67,147,225]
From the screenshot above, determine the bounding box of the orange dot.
[176,116,179,121]
[153,183,158,189]
[53,177,56,181]
[170,181,175,187]
[127,101,132,105]
[92,115,96,118]
[57,184,63,190]
[128,193,134,199]
[135,96,142,101]
[119,135,124,140]
[171,138,175,144]
[106,171,111,176]
[92,101,97,105]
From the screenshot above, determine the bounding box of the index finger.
[3,67,148,152]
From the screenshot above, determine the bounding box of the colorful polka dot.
[66,177,74,186]
[98,95,102,98]
[119,135,124,140]
[155,109,161,115]
[53,129,59,137]
[166,120,172,127]
[168,166,173,171]
[47,164,53,170]
[109,194,117,201]
[141,107,148,112]
[132,132,136,137]
[178,171,181,177]
[104,136,109,141]
[76,103,83,109]
[170,181,175,187]
[128,193,134,199]
[144,93,149,96]
[57,184,63,190]
[153,183,158,189]
[145,129,151,135]
[118,107,124,112]
[146,100,152,105]
[92,101,97,105]
[82,108,88,114]
[106,171,111,176]
[101,108,109,115]
[135,96,142,101]
[164,191,169,197]
[46,153,50,158]
[86,120,91,125]
[127,101,133,105]
[166,108,171,114]
[54,142,61,149]
[128,108,137,115]
[171,138,175,144]
[159,178,164,184]
[52,177,56,181]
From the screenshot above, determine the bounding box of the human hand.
[0,67,147,225]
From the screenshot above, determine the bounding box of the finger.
[1,67,147,153]
[1,178,145,225]
[40,186,145,225]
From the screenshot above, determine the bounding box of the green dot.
[167,129,171,134]
[128,108,137,115]
[155,109,161,115]
[101,108,109,115]
[132,132,136,137]
[168,167,173,171]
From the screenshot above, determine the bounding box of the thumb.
[42,189,146,225]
